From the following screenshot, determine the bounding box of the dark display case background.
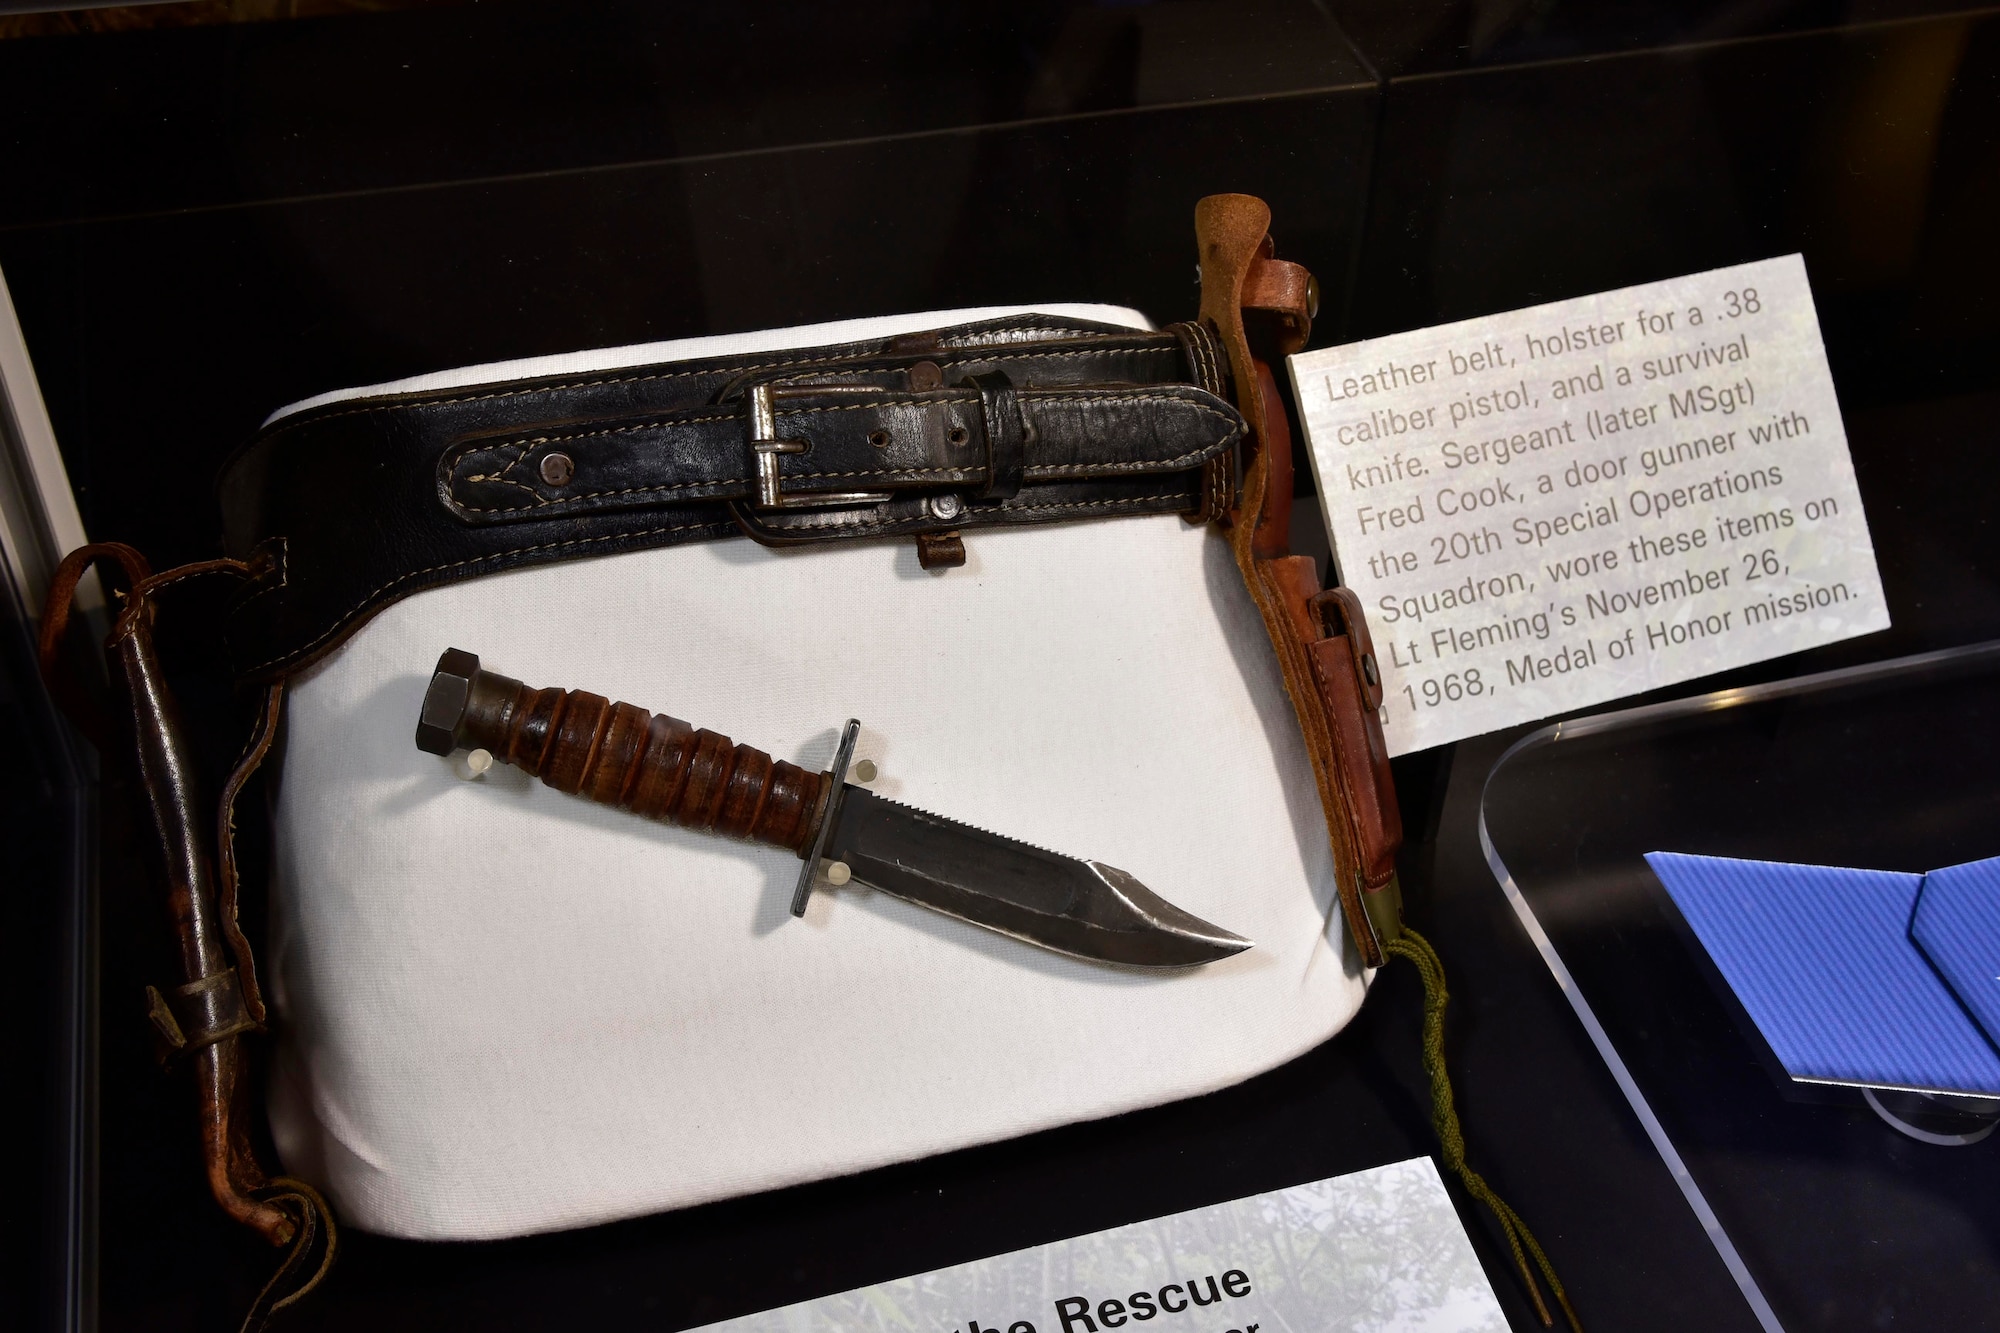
[5,3,1999,1331]
[1371,22,2000,761]
[0,0,1379,570]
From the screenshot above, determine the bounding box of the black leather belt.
[218,314,1239,680]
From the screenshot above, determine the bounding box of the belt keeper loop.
[147,967,261,1056]
[968,371,1024,501]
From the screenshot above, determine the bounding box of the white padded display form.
[265,306,1370,1241]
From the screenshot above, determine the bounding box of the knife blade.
[826,786,1250,967]
[414,648,1251,969]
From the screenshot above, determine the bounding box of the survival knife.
[414,648,1251,969]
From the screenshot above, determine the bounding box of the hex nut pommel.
[415,648,481,754]
[415,647,527,756]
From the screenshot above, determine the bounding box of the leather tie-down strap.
[1193,194,1578,1330]
[38,544,337,1331]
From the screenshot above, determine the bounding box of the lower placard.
[695,1158,1504,1333]
[1290,255,1889,755]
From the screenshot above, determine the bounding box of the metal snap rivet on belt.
[868,429,891,448]
[539,452,575,486]
[824,859,853,887]
[853,759,878,783]
[1362,654,1380,687]
[909,360,943,390]
[929,494,964,521]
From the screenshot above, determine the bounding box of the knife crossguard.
[415,648,830,854]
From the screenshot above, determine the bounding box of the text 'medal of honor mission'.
[1291,256,1888,756]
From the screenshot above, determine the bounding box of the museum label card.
[1291,256,1889,755]
[693,1158,1504,1333]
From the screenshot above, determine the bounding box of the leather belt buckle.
[746,382,894,510]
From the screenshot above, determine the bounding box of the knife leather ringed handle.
[418,648,829,854]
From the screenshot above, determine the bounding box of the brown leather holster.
[1195,193,1405,968]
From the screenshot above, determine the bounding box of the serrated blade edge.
[823,786,1251,968]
